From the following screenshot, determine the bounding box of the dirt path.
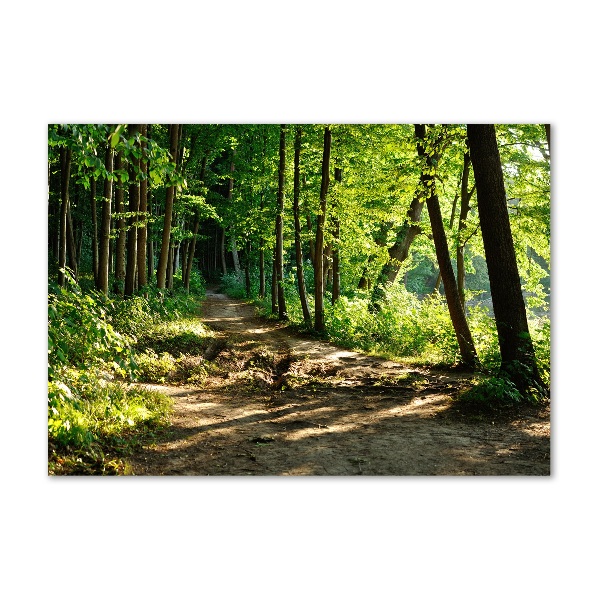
[127,288,550,476]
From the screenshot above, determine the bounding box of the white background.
[1,2,596,598]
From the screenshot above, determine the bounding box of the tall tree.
[416,124,478,369]
[114,150,126,292]
[275,125,287,319]
[293,126,312,328]
[331,167,342,304]
[467,124,544,391]
[183,155,207,292]
[89,178,98,285]
[157,124,180,289]
[456,151,477,307]
[314,126,332,332]
[57,146,72,287]
[136,124,148,289]
[124,124,141,297]
[97,138,114,293]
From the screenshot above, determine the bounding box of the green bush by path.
[48,271,209,473]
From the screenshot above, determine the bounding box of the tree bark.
[114,150,126,292]
[98,141,113,293]
[125,124,141,297]
[245,239,252,297]
[416,124,478,369]
[58,147,72,286]
[220,226,228,275]
[293,127,312,328]
[65,202,78,280]
[331,167,342,304]
[157,124,180,289]
[456,151,475,307]
[271,250,278,314]
[137,124,148,289]
[467,124,543,391]
[314,126,332,332]
[90,178,98,285]
[275,124,287,319]
[184,155,207,292]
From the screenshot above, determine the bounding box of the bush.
[459,375,524,412]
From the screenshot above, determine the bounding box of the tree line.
[48,123,550,395]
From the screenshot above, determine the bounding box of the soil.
[126,288,550,476]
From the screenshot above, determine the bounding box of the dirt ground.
[126,288,550,476]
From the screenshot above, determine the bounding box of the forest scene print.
[47,124,550,476]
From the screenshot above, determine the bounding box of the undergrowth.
[48,269,209,474]
[223,270,550,408]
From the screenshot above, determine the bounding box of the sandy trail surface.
[126,289,550,476]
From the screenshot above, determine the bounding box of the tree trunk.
[157,124,180,289]
[331,167,342,304]
[220,226,228,275]
[65,201,78,280]
[416,124,478,369]
[137,124,148,289]
[114,150,126,292]
[467,124,543,391]
[271,250,278,314]
[58,147,72,286]
[544,124,551,155]
[456,151,474,307]
[98,141,113,293]
[125,124,141,297]
[275,124,287,319]
[226,152,242,276]
[184,156,207,292]
[314,126,332,332]
[90,178,98,285]
[293,127,312,328]
[245,239,252,297]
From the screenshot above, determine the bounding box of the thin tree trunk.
[259,190,266,298]
[90,178,98,285]
[137,124,148,289]
[275,124,287,319]
[314,126,332,332]
[220,226,228,275]
[259,245,265,298]
[245,239,252,297]
[331,167,342,304]
[293,127,312,328]
[544,124,551,155]
[416,124,478,369]
[307,213,316,265]
[271,250,278,314]
[66,202,78,280]
[58,147,72,286]
[467,124,543,391]
[456,152,475,307]
[184,156,207,292]
[226,152,242,276]
[432,167,464,295]
[98,141,114,293]
[125,124,141,297]
[157,124,180,289]
[114,150,126,292]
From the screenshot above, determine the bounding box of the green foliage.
[47,273,208,471]
[220,272,249,298]
[458,375,524,412]
[134,350,177,383]
[48,273,136,381]
[134,318,212,357]
[48,367,171,450]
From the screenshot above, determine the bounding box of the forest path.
[127,288,550,475]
